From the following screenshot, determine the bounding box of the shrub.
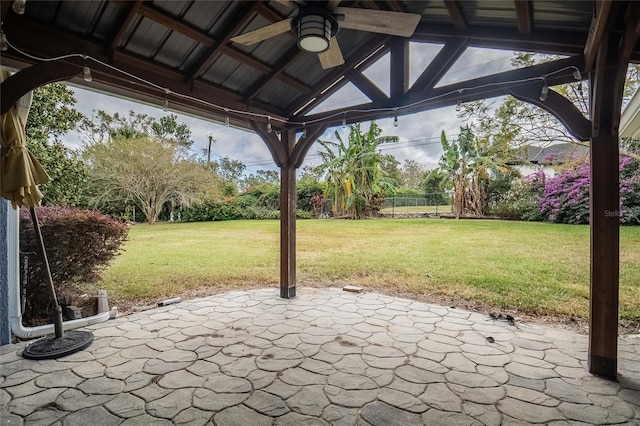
[19,207,128,324]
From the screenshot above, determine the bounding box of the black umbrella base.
[22,330,94,360]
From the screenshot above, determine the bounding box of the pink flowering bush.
[536,156,640,225]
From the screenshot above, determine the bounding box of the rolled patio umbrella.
[0,70,92,359]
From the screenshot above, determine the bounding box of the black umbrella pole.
[29,207,63,339]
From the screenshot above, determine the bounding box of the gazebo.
[1,0,638,380]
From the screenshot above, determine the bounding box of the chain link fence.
[380,194,452,218]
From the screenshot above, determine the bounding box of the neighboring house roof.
[621,89,640,140]
[526,143,589,165]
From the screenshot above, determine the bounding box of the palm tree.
[317,122,398,218]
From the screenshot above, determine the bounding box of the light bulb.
[163,97,168,112]
[573,69,581,80]
[267,117,272,133]
[393,116,398,127]
[302,127,307,138]
[224,116,230,127]
[540,84,548,102]
[342,116,346,128]
[82,66,92,82]
[456,99,462,112]
[12,0,25,15]
[0,30,7,52]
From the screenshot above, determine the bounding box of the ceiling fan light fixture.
[292,8,338,53]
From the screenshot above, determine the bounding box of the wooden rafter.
[189,2,260,80]
[584,0,613,72]
[286,36,391,117]
[443,0,467,30]
[346,69,388,102]
[109,0,143,51]
[409,38,467,93]
[1,16,287,122]
[245,48,303,102]
[413,23,586,55]
[390,38,409,99]
[514,0,533,34]
[296,56,584,128]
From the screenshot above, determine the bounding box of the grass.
[100,219,640,323]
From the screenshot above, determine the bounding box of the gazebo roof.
[2,1,637,132]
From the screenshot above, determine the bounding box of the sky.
[63,44,518,175]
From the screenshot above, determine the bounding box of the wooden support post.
[279,130,296,299]
[588,35,626,380]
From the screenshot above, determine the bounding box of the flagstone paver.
[1,287,639,425]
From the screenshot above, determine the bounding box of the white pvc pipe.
[8,207,110,340]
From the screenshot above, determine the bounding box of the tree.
[420,169,449,205]
[401,159,426,189]
[83,136,216,225]
[81,110,193,148]
[317,122,398,218]
[378,154,402,189]
[460,52,640,161]
[25,83,88,206]
[439,126,501,217]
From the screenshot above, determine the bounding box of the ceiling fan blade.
[231,19,293,45]
[327,0,342,9]
[318,37,344,69]
[334,7,421,37]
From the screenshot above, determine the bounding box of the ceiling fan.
[230,1,422,69]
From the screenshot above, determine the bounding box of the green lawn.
[101,219,640,323]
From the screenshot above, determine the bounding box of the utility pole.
[207,134,213,165]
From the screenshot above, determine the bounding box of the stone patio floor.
[1,287,639,425]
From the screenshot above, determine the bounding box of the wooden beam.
[410,38,467,92]
[390,38,409,100]
[250,120,287,167]
[138,3,216,48]
[1,1,11,22]
[443,0,467,30]
[1,59,82,114]
[279,130,297,299]
[618,1,640,68]
[286,35,391,117]
[413,23,586,55]
[584,0,613,72]
[246,48,303,101]
[190,2,260,80]
[587,3,630,379]
[291,124,329,168]
[346,69,389,102]
[508,83,591,141]
[514,0,533,34]
[297,55,585,126]
[109,0,142,51]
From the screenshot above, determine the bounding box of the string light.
[302,123,307,138]
[224,108,230,127]
[163,88,170,112]
[82,65,92,82]
[539,81,549,102]
[342,112,346,128]
[455,99,462,112]
[267,116,272,133]
[4,39,583,130]
[0,30,7,52]
[12,0,26,15]
[572,67,581,80]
